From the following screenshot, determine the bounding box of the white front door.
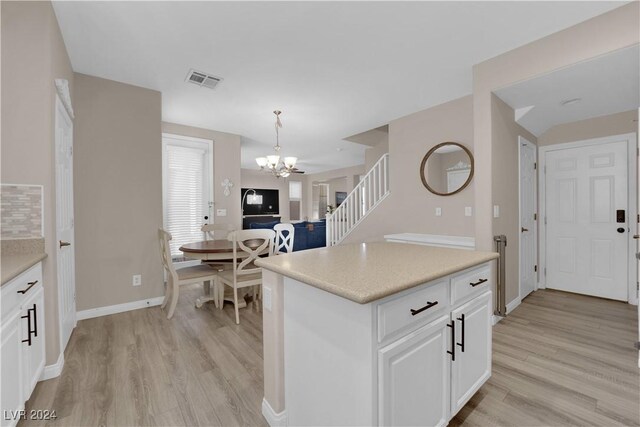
[55,95,76,350]
[519,137,537,298]
[545,139,628,301]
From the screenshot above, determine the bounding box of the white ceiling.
[495,45,639,136]
[52,1,626,173]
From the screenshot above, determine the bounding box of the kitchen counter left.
[1,238,47,286]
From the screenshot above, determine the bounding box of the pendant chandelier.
[255,110,298,178]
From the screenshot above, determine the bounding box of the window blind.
[165,144,206,257]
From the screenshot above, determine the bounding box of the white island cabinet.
[1,262,45,427]
[256,242,498,427]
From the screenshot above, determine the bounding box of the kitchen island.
[256,242,498,427]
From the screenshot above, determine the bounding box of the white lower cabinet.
[282,261,494,427]
[378,290,492,426]
[450,292,492,414]
[0,263,45,427]
[378,316,450,427]
[1,312,23,427]
[21,286,46,402]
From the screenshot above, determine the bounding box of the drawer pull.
[410,301,438,316]
[17,280,38,294]
[469,278,488,287]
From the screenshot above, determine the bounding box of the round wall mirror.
[420,142,474,196]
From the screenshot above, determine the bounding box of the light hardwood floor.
[22,287,638,427]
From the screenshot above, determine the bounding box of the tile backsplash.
[1,184,43,239]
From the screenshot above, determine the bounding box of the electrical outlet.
[493,205,500,218]
[263,286,273,312]
[132,274,142,287]
[465,206,473,217]
[435,207,442,217]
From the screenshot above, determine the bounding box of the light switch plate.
[435,207,442,217]
[216,209,227,217]
[132,274,142,287]
[493,205,500,218]
[465,207,473,217]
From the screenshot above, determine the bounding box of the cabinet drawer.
[377,280,448,343]
[451,264,491,305]
[1,263,43,324]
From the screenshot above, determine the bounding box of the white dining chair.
[217,229,275,324]
[201,223,235,240]
[158,228,220,319]
[273,223,295,254]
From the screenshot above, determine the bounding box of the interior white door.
[519,137,537,298]
[55,95,76,350]
[545,140,628,301]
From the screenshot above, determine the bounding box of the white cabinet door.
[450,291,492,414]
[21,286,45,401]
[379,315,450,427]
[1,311,23,427]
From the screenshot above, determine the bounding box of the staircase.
[326,153,389,246]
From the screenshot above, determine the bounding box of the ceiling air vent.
[185,69,223,90]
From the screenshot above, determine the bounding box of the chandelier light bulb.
[267,155,280,168]
[256,157,268,167]
[284,157,297,168]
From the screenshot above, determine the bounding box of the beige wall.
[473,2,639,258]
[327,176,347,208]
[364,139,389,172]
[74,73,164,311]
[162,122,242,230]
[344,95,475,244]
[1,0,74,364]
[303,164,365,220]
[473,3,638,310]
[491,95,537,304]
[538,110,638,146]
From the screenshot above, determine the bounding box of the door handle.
[59,240,71,248]
[456,314,465,353]
[447,321,455,361]
[633,235,640,239]
[521,227,529,233]
[617,228,625,234]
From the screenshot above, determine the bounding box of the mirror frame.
[419,142,474,196]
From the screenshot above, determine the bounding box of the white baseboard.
[41,352,64,381]
[537,282,546,289]
[262,398,287,427]
[506,297,521,314]
[492,315,504,325]
[76,296,165,321]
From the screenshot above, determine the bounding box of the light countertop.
[255,242,498,304]
[1,238,47,286]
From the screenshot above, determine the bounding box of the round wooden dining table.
[179,239,266,309]
[179,238,264,260]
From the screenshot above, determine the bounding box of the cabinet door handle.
[32,304,38,337]
[17,280,38,294]
[447,321,455,361]
[457,314,465,352]
[410,301,438,316]
[21,307,35,346]
[469,278,488,287]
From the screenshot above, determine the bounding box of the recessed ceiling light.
[560,98,582,107]
[336,148,343,152]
